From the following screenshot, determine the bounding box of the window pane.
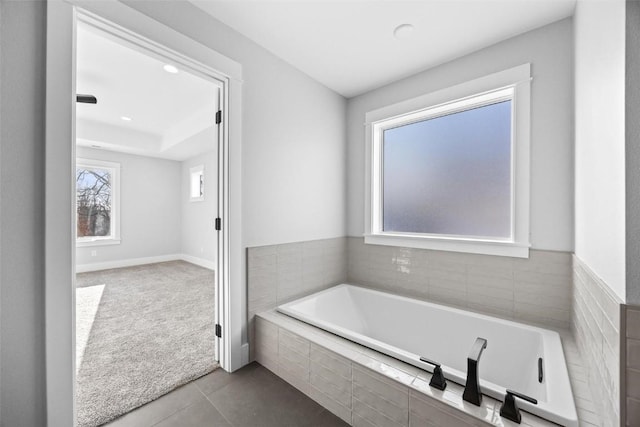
[77,167,112,237]
[190,171,203,198]
[382,100,512,238]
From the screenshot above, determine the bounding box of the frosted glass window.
[382,100,512,239]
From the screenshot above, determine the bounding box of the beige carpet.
[75,261,217,427]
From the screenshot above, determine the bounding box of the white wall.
[121,1,347,361]
[75,147,182,266]
[347,18,574,252]
[574,0,626,301]
[123,1,348,249]
[181,151,217,265]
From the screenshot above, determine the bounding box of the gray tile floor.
[105,362,349,427]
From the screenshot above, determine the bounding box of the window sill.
[76,238,121,248]
[364,233,530,258]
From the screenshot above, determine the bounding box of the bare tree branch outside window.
[77,167,112,237]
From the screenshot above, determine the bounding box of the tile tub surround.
[572,256,622,427]
[347,237,572,329]
[625,305,640,425]
[255,309,598,427]
[247,237,348,360]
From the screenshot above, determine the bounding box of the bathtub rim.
[277,283,578,427]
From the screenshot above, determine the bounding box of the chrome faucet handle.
[468,337,487,362]
[419,357,447,391]
[499,389,538,424]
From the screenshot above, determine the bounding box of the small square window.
[190,165,204,201]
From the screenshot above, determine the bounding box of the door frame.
[45,1,244,425]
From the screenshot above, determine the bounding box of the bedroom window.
[190,165,205,201]
[365,64,531,257]
[76,159,120,246]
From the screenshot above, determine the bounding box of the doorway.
[45,4,243,425]
[73,12,225,427]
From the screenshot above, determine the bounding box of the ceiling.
[192,0,576,97]
[76,21,220,161]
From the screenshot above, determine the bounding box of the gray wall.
[0,1,47,426]
[76,147,182,266]
[181,150,217,264]
[626,0,640,305]
[625,2,640,424]
[347,18,574,253]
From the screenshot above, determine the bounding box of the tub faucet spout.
[463,337,487,406]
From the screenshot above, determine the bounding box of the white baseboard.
[179,254,216,270]
[75,254,181,273]
[76,253,216,273]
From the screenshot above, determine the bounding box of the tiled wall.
[625,305,640,425]
[248,238,613,426]
[347,237,573,329]
[247,237,348,360]
[572,255,622,427]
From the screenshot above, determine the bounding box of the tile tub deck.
[255,309,601,427]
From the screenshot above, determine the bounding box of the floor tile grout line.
[203,392,236,427]
[192,371,241,427]
[146,384,208,427]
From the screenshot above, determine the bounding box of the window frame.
[76,158,121,246]
[364,64,531,258]
[189,164,205,202]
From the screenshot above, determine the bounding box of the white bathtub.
[277,284,578,427]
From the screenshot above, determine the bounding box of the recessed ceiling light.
[163,64,179,74]
[120,116,132,121]
[393,24,415,40]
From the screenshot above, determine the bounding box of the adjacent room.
[74,20,221,427]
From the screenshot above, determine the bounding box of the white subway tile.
[352,411,378,427]
[353,365,410,409]
[309,384,352,424]
[277,363,310,395]
[310,370,352,408]
[409,392,478,427]
[352,396,407,427]
[310,344,352,379]
[279,329,310,357]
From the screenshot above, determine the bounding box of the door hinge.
[215,323,222,338]
[215,217,221,231]
[215,110,222,125]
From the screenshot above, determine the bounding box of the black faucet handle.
[463,337,488,406]
[419,357,447,391]
[499,389,538,424]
